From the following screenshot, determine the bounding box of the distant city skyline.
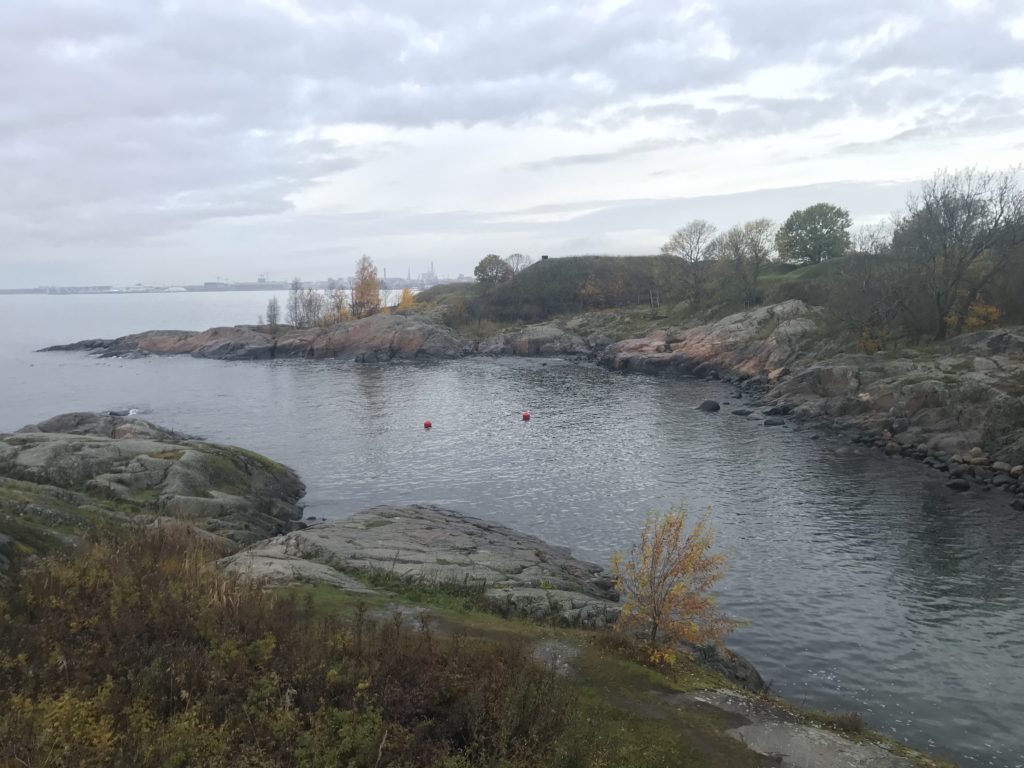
[2,1,1022,288]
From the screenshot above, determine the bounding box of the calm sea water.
[1,291,1022,767]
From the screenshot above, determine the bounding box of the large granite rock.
[310,313,472,361]
[599,300,1024,476]
[772,349,1024,465]
[600,300,820,377]
[478,324,590,357]
[221,504,621,628]
[43,313,470,362]
[0,413,304,583]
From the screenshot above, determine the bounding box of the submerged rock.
[696,400,721,412]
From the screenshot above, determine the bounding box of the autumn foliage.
[611,505,736,657]
[397,287,416,310]
[0,527,574,767]
[350,255,382,318]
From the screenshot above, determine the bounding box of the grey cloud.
[853,7,1024,74]
[1,0,1023,282]
[522,138,687,171]
[693,96,851,140]
[836,94,1024,154]
[530,180,918,237]
[0,175,936,287]
[254,179,922,242]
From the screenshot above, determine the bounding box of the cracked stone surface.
[220,504,622,628]
[1,412,305,583]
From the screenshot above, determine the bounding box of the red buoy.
[522,412,531,422]
[423,420,432,429]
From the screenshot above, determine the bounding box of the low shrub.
[0,526,573,767]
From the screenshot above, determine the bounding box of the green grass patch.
[340,565,490,612]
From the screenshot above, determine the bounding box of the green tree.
[474,254,513,284]
[775,203,852,264]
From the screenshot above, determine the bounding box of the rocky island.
[43,312,473,362]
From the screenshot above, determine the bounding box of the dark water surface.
[1,292,1022,766]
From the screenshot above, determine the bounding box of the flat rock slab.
[679,690,913,768]
[224,549,375,593]
[221,504,621,628]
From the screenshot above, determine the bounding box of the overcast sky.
[2,0,1023,287]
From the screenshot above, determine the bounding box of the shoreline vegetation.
[1,413,951,767]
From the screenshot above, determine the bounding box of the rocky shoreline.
[597,300,1024,508]
[0,413,951,767]
[42,301,1024,507]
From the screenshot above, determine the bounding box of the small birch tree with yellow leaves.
[611,504,736,655]
[397,287,416,310]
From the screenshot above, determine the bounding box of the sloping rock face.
[600,301,1024,494]
[773,347,1024,471]
[0,413,304,583]
[310,313,471,361]
[600,300,820,377]
[43,313,470,362]
[221,504,622,629]
[478,324,590,357]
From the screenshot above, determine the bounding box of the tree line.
[659,166,1024,345]
[259,255,415,331]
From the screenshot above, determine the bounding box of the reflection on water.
[1,293,1023,766]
